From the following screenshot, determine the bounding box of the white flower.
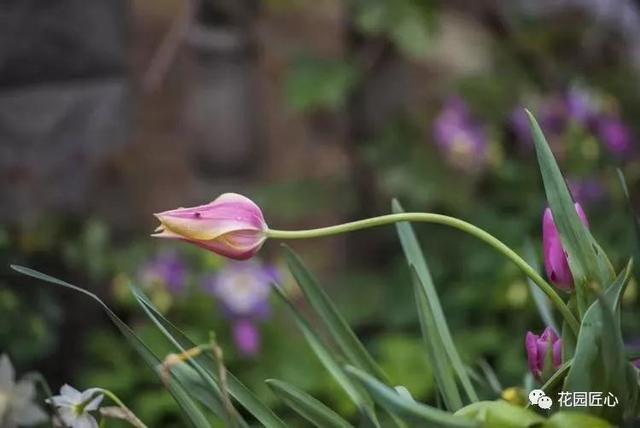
[0,354,48,428]
[47,385,103,428]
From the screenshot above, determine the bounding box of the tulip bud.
[526,327,562,381]
[542,202,589,291]
[153,193,267,260]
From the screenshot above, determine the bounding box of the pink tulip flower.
[526,327,562,380]
[153,193,267,260]
[542,202,589,291]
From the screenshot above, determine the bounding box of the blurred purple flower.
[233,320,261,357]
[204,260,278,357]
[568,178,607,207]
[511,88,598,148]
[510,98,567,150]
[433,97,488,171]
[204,260,278,320]
[565,86,598,126]
[140,251,188,294]
[526,327,562,380]
[512,87,636,158]
[597,114,633,155]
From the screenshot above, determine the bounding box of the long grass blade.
[272,284,380,427]
[345,366,478,428]
[266,379,353,428]
[282,246,387,381]
[11,265,212,428]
[130,286,286,428]
[523,240,557,331]
[393,200,478,407]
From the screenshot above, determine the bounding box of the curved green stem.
[95,388,148,428]
[267,213,580,334]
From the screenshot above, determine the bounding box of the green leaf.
[526,110,613,290]
[616,169,640,281]
[411,268,463,410]
[476,360,502,395]
[538,359,572,405]
[282,246,387,381]
[10,265,212,428]
[393,199,478,408]
[563,263,637,422]
[170,362,241,425]
[345,366,478,428]
[607,260,633,313]
[129,286,287,428]
[560,305,577,361]
[266,379,353,428]
[129,287,247,427]
[543,411,613,428]
[271,284,380,428]
[523,240,557,332]
[455,401,544,427]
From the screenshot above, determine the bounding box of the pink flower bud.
[526,327,562,380]
[153,193,267,260]
[542,202,589,291]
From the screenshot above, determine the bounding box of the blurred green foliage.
[354,0,435,60]
[286,57,360,112]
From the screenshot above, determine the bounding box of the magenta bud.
[526,327,562,380]
[153,193,267,260]
[542,202,589,291]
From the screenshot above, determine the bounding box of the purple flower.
[565,86,598,126]
[526,327,562,380]
[543,202,589,291]
[140,251,188,294]
[233,320,261,357]
[597,115,633,155]
[568,178,607,207]
[510,99,567,152]
[204,260,277,319]
[203,261,278,356]
[540,96,569,135]
[433,97,488,171]
[511,88,598,149]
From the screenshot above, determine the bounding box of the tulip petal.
[150,226,183,239]
[152,193,267,260]
[194,231,266,260]
[525,332,540,378]
[526,328,562,381]
[154,193,266,241]
[542,204,590,291]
